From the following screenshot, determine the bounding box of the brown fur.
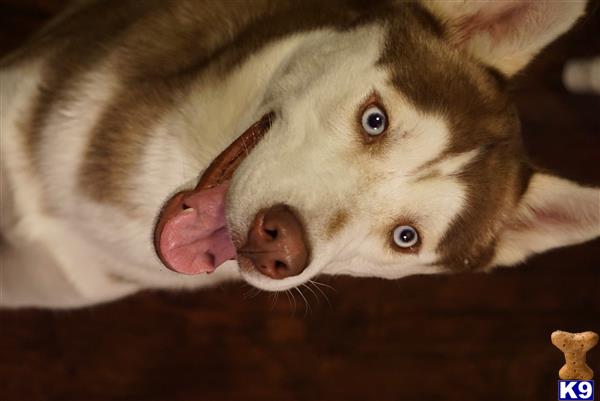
[19,0,537,270]
[381,4,533,271]
[326,210,350,239]
[21,0,406,208]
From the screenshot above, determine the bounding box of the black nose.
[239,205,309,280]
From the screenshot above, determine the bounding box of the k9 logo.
[559,381,594,400]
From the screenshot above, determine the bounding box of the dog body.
[1,0,599,308]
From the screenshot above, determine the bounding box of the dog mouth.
[153,113,275,275]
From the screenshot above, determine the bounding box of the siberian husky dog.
[1,0,599,309]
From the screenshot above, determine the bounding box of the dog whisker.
[242,285,262,300]
[269,291,279,309]
[286,289,297,315]
[309,279,337,292]
[302,283,320,306]
[294,286,310,317]
[308,280,332,308]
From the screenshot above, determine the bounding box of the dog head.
[155,0,599,292]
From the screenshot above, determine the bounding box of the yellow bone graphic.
[551,330,598,380]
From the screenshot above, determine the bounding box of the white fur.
[1,1,597,308]
[1,62,141,306]
[227,27,472,291]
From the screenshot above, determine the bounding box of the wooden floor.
[1,2,599,401]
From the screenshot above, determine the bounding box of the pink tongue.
[159,183,236,275]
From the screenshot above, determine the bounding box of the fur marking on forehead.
[413,149,480,182]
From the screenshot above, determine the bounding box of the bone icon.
[551,330,598,380]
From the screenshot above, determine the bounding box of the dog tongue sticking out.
[154,113,274,275]
[158,183,235,274]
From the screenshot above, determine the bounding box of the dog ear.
[421,0,587,76]
[493,173,600,266]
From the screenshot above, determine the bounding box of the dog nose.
[240,205,309,280]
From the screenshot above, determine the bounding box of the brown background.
[1,1,599,401]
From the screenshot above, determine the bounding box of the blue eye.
[361,106,387,136]
[393,225,419,248]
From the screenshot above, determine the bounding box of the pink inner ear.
[508,204,574,232]
[452,1,530,45]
